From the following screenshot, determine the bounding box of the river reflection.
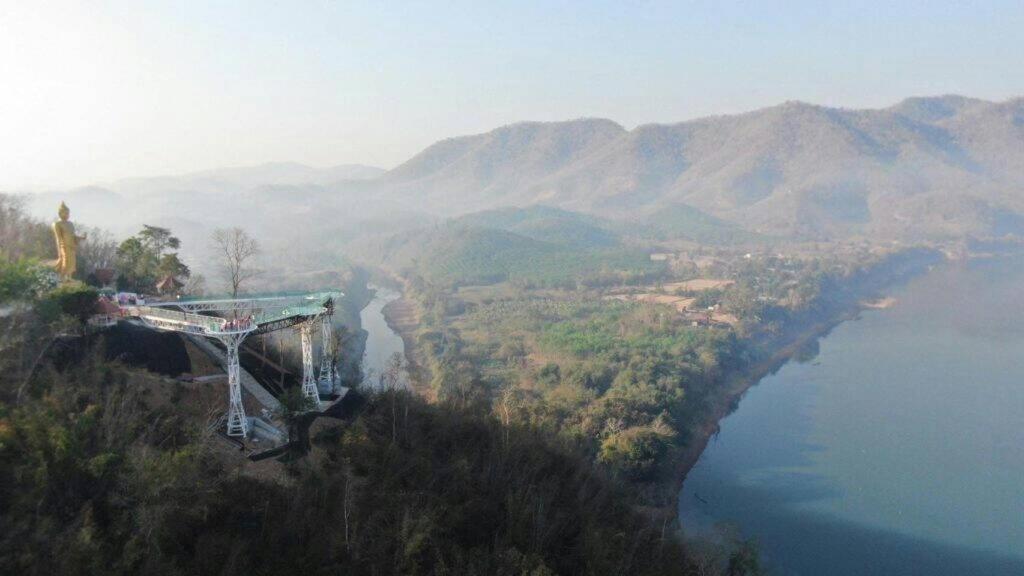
[679,257,1024,576]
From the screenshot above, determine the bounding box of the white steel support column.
[128,293,346,436]
[318,313,336,393]
[300,320,321,409]
[222,334,250,437]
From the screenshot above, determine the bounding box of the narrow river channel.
[359,285,408,389]
[679,256,1024,575]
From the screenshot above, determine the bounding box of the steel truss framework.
[299,319,322,409]
[219,331,254,436]
[318,312,338,393]
[129,291,341,437]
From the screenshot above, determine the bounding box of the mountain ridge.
[380,94,1024,240]
[23,94,1024,243]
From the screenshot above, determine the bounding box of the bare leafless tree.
[211,227,260,299]
[499,386,519,450]
[182,273,207,297]
[77,226,117,274]
[0,193,49,261]
[378,351,406,392]
[378,352,408,443]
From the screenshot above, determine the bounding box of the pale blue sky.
[2,1,1022,189]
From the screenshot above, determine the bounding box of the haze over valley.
[23,94,1024,275]
[3,3,1023,575]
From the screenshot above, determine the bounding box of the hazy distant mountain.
[384,119,627,211]
[383,95,1024,241]
[24,95,1024,251]
[453,205,620,248]
[21,162,417,279]
[630,203,767,245]
[112,161,385,195]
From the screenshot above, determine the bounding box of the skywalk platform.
[117,291,345,437]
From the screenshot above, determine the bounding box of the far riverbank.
[678,251,1024,574]
[673,309,858,494]
[671,247,945,501]
[358,248,948,522]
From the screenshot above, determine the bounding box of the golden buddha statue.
[52,202,86,281]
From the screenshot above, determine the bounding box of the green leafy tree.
[598,425,671,480]
[115,237,158,292]
[157,253,191,279]
[138,225,180,255]
[0,256,47,303]
[115,226,190,292]
[276,386,319,427]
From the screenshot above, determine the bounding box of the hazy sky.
[2,0,1023,189]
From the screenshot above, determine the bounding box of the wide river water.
[679,256,1024,575]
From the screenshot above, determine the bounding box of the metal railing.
[127,305,255,335]
[123,291,342,336]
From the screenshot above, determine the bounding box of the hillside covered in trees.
[0,195,760,574]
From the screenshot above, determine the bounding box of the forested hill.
[349,220,661,288]
[382,95,1024,241]
[452,206,620,248]
[0,194,747,576]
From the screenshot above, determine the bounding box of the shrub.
[0,257,51,303]
[598,426,671,480]
[37,282,99,324]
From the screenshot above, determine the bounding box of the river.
[359,286,408,389]
[679,256,1024,575]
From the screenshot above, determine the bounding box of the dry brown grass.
[604,293,696,312]
[710,312,739,326]
[661,278,734,292]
